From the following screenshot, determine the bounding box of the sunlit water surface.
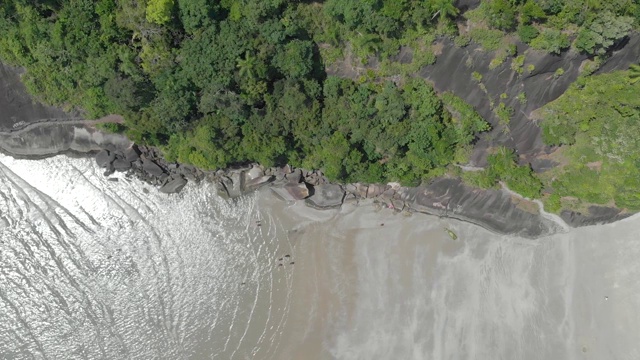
[1,155,639,360]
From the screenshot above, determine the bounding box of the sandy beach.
[1,154,640,359]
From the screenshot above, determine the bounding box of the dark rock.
[405,177,558,238]
[96,150,115,168]
[216,176,233,199]
[560,206,632,228]
[306,184,345,209]
[124,145,141,162]
[112,157,132,171]
[286,168,302,183]
[245,175,275,191]
[271,183,310,201]
[159,176,188,194]
[142,159,164,177]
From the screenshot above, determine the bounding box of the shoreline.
[0,116,630,239]
[0,122,561,238]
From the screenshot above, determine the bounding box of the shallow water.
[1,155,639,359]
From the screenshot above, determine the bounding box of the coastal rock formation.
[561,206,632,228]
[159,176,188,194]
[272,183,310,201]
[401,178,559,238]
[306,184,345,209]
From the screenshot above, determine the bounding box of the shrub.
[544,193,562,213]
[530,29,570,55]
[517,25,539,44]
[469,28,505,51]
[511,55,525,74]
[454,34,471,47]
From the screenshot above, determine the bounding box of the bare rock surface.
[306,184,346,209]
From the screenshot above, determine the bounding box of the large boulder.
[285,168,302,183]
[366,184,385,198]
[159,176,188,194]
[229,171,244,196]
[271,183,310,201]
[124,146,141,162]
[142,159,164,177]
[245,175,274,191]
[112,157,132,171]
[246,166,264,181]
[95,149,115,168]
[306,184,345,209]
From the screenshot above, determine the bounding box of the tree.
[273,39,313,79]
[146,0,174,25]
[430,0,459,23]
[236,52,258,80]
[574,12,633,55]
[485,0,517,31]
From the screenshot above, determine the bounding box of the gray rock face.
[366,184,385,198]
[142,159,164,177]
[230,171,244,196]
[112,157,132,171]
[95,150,113,168]
[561,206,632,228]
[124,146,141,162]
[159,176,188,194]
[403,177,558,238]
[0,62,75,132]
[271,183,309,201]
[245,175,274,191]
[246,166,264,181]
[285,168,302,183]
[306,184,345,209]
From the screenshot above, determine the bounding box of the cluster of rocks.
[212,164,411,211]
[94,147,559,238]
[95,145,204,194]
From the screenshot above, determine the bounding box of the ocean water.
[1,154,639,360]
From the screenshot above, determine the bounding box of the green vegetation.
[495,103,513,126]
[511,55,526,74]
[462,0,638,56]
[0,0,496,185]
[0,0,638,201]
[462,147,543,199]
[540,71,640,210]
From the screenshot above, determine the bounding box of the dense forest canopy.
[0,0,638,187]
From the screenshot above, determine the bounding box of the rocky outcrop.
[0,62,77,132]
[306,184,345,209]
[0,121,132,159]
[400,178,559,238]
[94,145,203,194]
[561,206,632,228]
[159,176,188,194]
